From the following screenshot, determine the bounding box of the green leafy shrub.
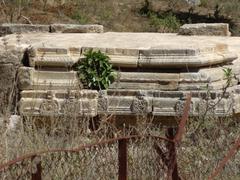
[149,12,181,32]
[75,50,115,90]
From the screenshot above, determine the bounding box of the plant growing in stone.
[223,67,234,87]
[75,49,115,90]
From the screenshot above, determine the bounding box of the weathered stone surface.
[179,79,238,91]
[50,24,104,33]
[0,64,15,115]
[110,82,178,91]
[20,90,98,117]
[101,89,238,117]
[29,48,80,67]
[118,72,179,83]
[178,23,231,36]
[139,48,236,68]
[0,50,20,116]
[0,23,49,36]
[18,67,80,90]
[106,94,152,115]
[29,45,237,69]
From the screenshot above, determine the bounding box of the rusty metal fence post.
[118,138,127,180]
[31,156,42,180]
[166,128,181,180]
[166,94,192,180]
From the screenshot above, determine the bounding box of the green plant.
[223,67,233,86]
[149,12,181,32]
[139,0,151,16]
[75,50,115,90]
[71,11,89,24]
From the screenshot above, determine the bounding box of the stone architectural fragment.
[28,47,80,67]
[50,24,104,33]
[178,23,231,36]
[0,23,50,36]
[18,67,80,90]
[139,47,236,68]
[20,90,98,117]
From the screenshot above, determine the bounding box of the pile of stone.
[16,32,240,120]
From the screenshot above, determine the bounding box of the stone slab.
[118,72,179,83]
[1,32,237,68]
[28,46,237,69]
[179,79,238,91]
[139,50,236,68]
[110,82,178,91]
[50,24,104,33]
[29,47,80,67]
[18,67,80,90]
[0,23,50,36]
[178,23,231,36]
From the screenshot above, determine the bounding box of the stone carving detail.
[131,92,148,113]
[98,91,108,112]
[175,101,185,117]
[98,97,108,112]
[196,100,215,116]
[175,99,193,117]
[39,100,59,115]
[62,100,81,116]
[39,91,59,115]
[61,91,81,115]
[18,67,32,90]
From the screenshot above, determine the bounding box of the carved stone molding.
[175,99,193,117]
[196,100,215,116]
[61,99,81,116]
[131,92,148,114]
[39,99,59,115]
[18,67,32,90]
[98,97,108,112]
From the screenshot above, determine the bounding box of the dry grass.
[0,0,240,34]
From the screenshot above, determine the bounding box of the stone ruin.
[1,23,240,124]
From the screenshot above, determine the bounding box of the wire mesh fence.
[0,135,174,180]
[1,94,239,179]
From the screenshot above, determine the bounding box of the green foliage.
[149,12,181,32]
[71,11,89,24]
[75,50,115,90]
[223,67,234,86]
[139,0,151,16]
